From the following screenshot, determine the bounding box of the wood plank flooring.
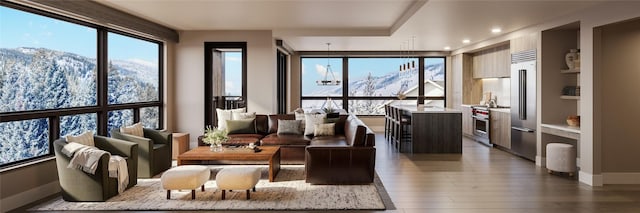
[13,133,640,212]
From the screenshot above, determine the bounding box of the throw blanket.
[63,142,129,193]
[109,156,129,193]
[66,143,109,174]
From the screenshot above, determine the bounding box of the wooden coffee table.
[177,146,281,182]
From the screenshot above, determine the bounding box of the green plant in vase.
[203,125,228,152]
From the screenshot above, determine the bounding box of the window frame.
[300,55,447,116]
[0,2,164,168]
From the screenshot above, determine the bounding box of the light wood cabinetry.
[462,105,473,136]
[472,44,510,78]
[490,110,511,149]
[510,33,538,54]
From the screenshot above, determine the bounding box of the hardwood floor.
[13,133,640,212]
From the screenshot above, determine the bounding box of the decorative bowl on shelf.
[566,115,580,127]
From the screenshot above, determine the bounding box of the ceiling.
[95,0,604,51]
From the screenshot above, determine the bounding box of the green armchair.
[111,128,172,178]
[53,136,138,201]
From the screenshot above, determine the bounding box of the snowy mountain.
[309,62,445,97]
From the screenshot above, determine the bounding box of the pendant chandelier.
[399,37,417,73]
[316,43,341,86]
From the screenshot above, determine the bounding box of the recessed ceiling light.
[444,46,451,50]
[462,39,470,44]
[491,28,502,33]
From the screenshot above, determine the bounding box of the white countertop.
[393,104,461,113]
[490,108,510,113]
[541,123,581,134]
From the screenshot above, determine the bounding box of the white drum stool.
[161,165,210,199]
[546,143,576,176]
[216,167,261,200]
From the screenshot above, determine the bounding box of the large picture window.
[0,4,164,168]
[300,56,446,115]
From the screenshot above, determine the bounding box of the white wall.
[174,30,276,147]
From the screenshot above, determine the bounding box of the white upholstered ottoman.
[216,167,261,200]
[161,165,210,199]
[546,143,577,176]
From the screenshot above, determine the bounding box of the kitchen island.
[394,105,462,153]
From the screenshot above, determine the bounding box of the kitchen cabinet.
[490,110,511,149]
[472,44,510,78]
[510,33,538,54]
[461,105,473,137]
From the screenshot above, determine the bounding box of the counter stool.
[546,143,577,176]
[392,107,412,152]
[384,105,392,143]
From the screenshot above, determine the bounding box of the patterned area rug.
[31,165,389,211]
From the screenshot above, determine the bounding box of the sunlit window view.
[0,5,162,166]
[300,57,445,115]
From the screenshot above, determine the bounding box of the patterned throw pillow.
[304,113,326,136]
[294,109,306,131]
[277,120,302,135]
[120,122,144,137]
[65,131,95,147]
[226,119,257,134]
[314,123,335,136]
[216,108,246,130]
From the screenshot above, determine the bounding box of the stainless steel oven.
[471,106,492,146]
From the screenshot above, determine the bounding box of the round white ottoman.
[161,165,210,199]
[216,167,261,200]
[546,143,577,176]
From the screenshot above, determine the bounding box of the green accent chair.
[53,136,138,202]
[111,128,172,178]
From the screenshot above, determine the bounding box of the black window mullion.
[157,43,165,129]
[418,57,425,104]
[342,57,348,112]
[97,29,108,136]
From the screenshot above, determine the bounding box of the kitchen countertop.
[393,104,461,113]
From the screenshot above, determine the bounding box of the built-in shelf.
[541,123,580,140]
[560,68,581,74]
[560,95,580,100]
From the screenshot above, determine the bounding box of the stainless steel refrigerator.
[510,50,537,161]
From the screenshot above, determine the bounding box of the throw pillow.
[65,131,95,147]
[226,119,257,134]
[314,123,336,136]
[294,108,306,131]
[277,119,302,135]
[304,113,326,136]
[216,108,246,130]
[120,122,144,137]
[232,111,256,120]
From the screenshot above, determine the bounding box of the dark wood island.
[395,105,462,153]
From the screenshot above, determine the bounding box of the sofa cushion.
[232,111,256,120]
[310,135,348,146]
[261,133,311,146]
[255,115,269,135]
[277,119,303,135]
[120,122,143,137]
[314,123,335,136]
[304,113,326,136]
[268,114,296,134]
[216,108,246,130]
[65,131,95,147]
[226,119,257,134]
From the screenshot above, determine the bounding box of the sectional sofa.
[198,114,376,184]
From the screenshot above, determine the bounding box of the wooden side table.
[172,133,190,160]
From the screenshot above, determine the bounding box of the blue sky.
[0,6,157,64]
[224,52,242,96]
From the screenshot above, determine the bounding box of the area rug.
[31,165,389,211]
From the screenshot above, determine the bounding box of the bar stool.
[392,107,412,152]
[384,105,392,143]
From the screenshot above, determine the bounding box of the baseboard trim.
[0,180,60,212]
[579,171,603,186]
[603,172,640,184]
[536,156,545,167]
